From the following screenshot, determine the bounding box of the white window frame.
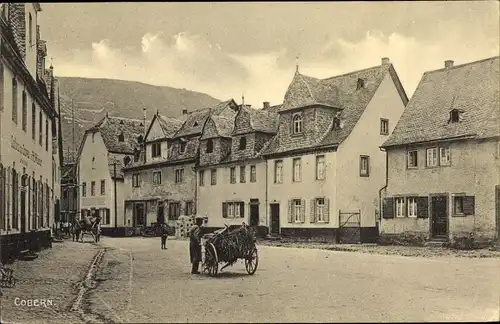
[380,118,389,135]
[292,158,301,182]
[230,167,236,184]
[453,195,464,215]
[91,181,96,196]
[439,146,451,166]
[395,197,405,218]
[426,147,438,167]
[316,198,325,222]
[407,197,417,218]
[360,155,369,177]
[274,160,283,184]
[234,202,241,217]
[407,150,418,168]
[240,165,246,183]
[292,114,302,134]
[199,170,204,186]
[82,182,86,197]
[250,165,256,183]
[152,170,162,185]
[175,169,184,183]
[132,174,140,188]
[211,169,217,185]
[100,180,105,196]
[152,142,161,158]
[316,155,325,180]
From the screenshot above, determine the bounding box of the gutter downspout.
[113,163,118,229]
[378,147,388,231]
[264,156,268,228]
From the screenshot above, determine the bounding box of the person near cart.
[189,217,204,274]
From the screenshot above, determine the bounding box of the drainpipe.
[264,156,268,228]
[113,163,118,229]
[378,147,389,229]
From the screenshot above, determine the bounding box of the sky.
[39,1,499,108]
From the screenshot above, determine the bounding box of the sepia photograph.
[0,1,499,323]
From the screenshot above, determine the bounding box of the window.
[22,91,27,131]
[91,181,96,196]
[274,160,283,184]
[118,132,124,142]
[230,167,236,184]
[185,201,194,216]
[152,142,161,158]
[39,111,42,145]
[153,171,162,185]
[31,103,35,140]
[453,196,464,215]
[100,180,105,195]
[210,169,217,185]
[168,202,181,220]
[250,165,256,183]
[380,118,389,135]
[407,197,417,218]
[333,117,342,130]
[92,157,95,169]
[292,199,302,222]
[356,78,365,90]
[316,155,325,180]
[360,156,370,177]
[132,173,140,188]
[82,182,86,197]
[206,139,213,153]
[450,109,460,123]
[292,114,302,134]
[316,198,325,222]
[407,150,418,168]
[179,141,186,154]
[239,136,247,150]
[223,202,244,218]
[12,77,17,124]
[439,147,451,166]
[292,158,301,182]
[175,169,184,183]
[28,13,32,45]
[240,165,246,183]
[426,148,438,167]
[395,197,405,218]
[199,170,205,186]
[45,120,49,151]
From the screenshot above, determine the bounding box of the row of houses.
[0,3,63,258]
[73,55,499,244]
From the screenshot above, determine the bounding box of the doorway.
[249,199,259,227]
[270,203,280,235]
[20,190,26,233]
[133,203,145,227]
[431,195,448,239]
[157,201,165,224]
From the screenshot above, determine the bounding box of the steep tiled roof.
[263,104,282,114]
[382,56,500,147]
[247,107,279,134]
[211,116,235,138]
[157,115,184,138]
[263,63,402,155]
[91,116,146,154]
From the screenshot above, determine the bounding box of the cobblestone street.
[1,237,499,323]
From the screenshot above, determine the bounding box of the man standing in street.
[189,217,203,274]
[161,223,168,250]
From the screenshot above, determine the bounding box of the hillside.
[56,77,220,159]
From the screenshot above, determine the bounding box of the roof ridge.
[423,56,500,75]
[322,64,385,81]
[296,72,317,102]
[107,116,144,122]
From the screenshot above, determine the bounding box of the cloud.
[53,30,499,109]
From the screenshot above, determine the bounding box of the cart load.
[202,224,258,277]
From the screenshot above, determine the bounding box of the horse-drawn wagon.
[202,224,259,277]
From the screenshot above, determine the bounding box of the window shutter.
[310,199,316,223]
[416,197,429,218]
[324,198,330,223]
[222,202,227,218]
[106,208,110,224]
[240,203,245,218]
[300,199,306,223]
[382,198,394,219]
[287,200,293,223]
[463,196,475,215]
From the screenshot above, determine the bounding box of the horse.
[71,216,101,243]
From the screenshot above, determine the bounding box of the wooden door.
[431,195,448,239]
[157,201,165,224]
[250,202,259,227]
[270,203,280,235]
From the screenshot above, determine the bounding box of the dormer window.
[118,132,125,142]
[179,141,186,154]
[119,120,124,125]
[137,135,144,143]
[449,109,460,123]
[123,156,131,166]
[292,113,303,134]
[206,139,214,153]
[333,117,341,130]
[239,136,247,150]
[193,122,199,127]
[356,78,365,90]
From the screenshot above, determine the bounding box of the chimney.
[381,57,390,65]
[263,102,270,110]
[445,60,454,69]
[182,109,188,115]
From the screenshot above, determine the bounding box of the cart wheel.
[245,247,258,275]
[205,243,219,277]
[7,276,16,288]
